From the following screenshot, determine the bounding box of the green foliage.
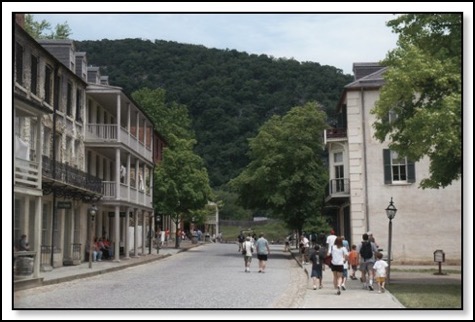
[213,188,252,220]
[76,39,352,187]
[132,88,194,147]
[154,138,212,247]
[230,102,329,233]
[372,14,461,189]
[220,220,289,242]
[24,14,72,39]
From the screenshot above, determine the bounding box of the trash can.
[192,237,198,244]
[205,235,210,242]
[16,257,34,276]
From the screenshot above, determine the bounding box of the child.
[309,245,324,290]
[373,252,388,293]
[348,244,359,280]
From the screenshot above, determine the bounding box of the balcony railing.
[328,178,350,195]
[85,123,152,161]
[324,128,347,144]
[102,181,152,207]
[15,158,40,189]
[42,155,102,193]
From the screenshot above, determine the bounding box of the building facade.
[14,19,164,286]
[324,63,461,264]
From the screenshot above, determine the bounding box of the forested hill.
[76,38,353,187]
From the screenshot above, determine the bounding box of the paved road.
[14,243,304,309]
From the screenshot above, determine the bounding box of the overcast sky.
[31,13,398,75]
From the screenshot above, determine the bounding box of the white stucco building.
[324,63,461,264]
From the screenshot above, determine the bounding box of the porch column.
[33,196,42,278]
[116,94,121,143]
[115,148,121,201]
[127,153,131,200]
[124,209,130,260]
[141,210,146,255]
[135,158,140,203]
[113,205,120,262]
[133,208,139,257]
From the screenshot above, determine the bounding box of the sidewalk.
[289,248,461,309]
[14,240,199,291]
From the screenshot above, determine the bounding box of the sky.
[30,13,398,75]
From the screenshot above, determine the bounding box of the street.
[14,243,304,309]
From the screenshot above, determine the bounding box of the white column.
[114,205,120,262]
[115,148,121,200]
[33,196,42,278]
[133,208,139,257]
[36,115,42,188]
[135,159,140,203]
[116,94,121,142]
[23,196,30,234]
[124,209,130,260]
[127,153,131,200]
[141,211,146,255]
[127,103,131,135]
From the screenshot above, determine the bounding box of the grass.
[391,268,461,275]
[387,284,462,308]
[220,220,289,243]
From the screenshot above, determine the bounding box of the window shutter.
[383,149,392,184]
[407,159,416,183]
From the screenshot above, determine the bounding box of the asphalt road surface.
[14,243,305,309]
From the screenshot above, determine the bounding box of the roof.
[352,62,384,80]
[345,66,387,89]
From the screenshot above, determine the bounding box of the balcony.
[102,181,152,208]
[42,155,102,194]
[325,178,350,205]
[85,124,152,161]
[15,158,41,190]
[324,128,347,144]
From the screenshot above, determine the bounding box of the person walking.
[242,236,254,273]
[373,252,389,293]
[255,233,270,273]
[309,245,324,290]
[358,233,379,291]
[331,237,348,295]
[348,244,360,280]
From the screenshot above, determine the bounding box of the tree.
[230,102,329,235]
[372,14,462,189]
[132,87,194,147]
[24,14,72,39]
[155,138,212,248]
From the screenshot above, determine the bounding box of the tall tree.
[155,138,212,248]
[372,14,462,189]
[230,102,329,234]
[24,14,72,39]
[132,88,212,247]
[132,87,194,147]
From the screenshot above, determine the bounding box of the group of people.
[306,230,388,295]
[239,233,271,273]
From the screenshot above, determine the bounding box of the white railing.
[15,158,40,189]
[86,124,118,141]
[102,181,150,207]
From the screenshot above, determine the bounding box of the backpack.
[360,241,373,260]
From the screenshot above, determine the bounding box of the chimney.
[15,14,25,28]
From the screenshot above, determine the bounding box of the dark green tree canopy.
[76,39,352,187]
[372,14,462,189]
[231,102,329,233]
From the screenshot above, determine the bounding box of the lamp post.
[88,204,98,269]
[385,197,397,283]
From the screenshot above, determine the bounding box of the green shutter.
[383,149,392,184]
[407,159,416,183]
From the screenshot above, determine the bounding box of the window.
[333,152,345,193]
[15,42,24,86]
[66,82,73,116]
[30,55,38,95]
[43,128,51,156]
[383,149,415,184]
[44,65,53,105]
[76,89,83,122]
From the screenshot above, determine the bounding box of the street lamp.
[385,197,397,283]
[88,204,98,269]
